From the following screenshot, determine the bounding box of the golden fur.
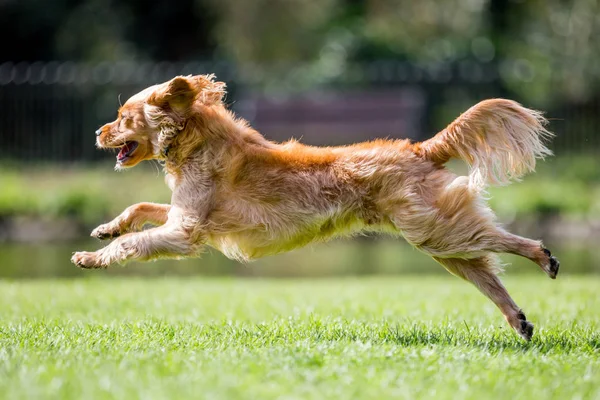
[72,74,560,340]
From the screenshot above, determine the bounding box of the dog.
[72,74,559,340]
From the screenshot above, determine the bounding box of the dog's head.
[95,74,226,169]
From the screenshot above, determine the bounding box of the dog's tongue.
[118,142,135,160]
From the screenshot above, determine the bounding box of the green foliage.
[488,155,600,219]
[0,277,598,399]
[207,0,600,104]
[6,0,600,104]
[0,164,170,225]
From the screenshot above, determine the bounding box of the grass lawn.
[0,276,598,399]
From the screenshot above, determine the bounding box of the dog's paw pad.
[549,256,560,279]
[91,225,120,240]
[517,320,534,341]
[542,248,560,279]
[97,231,120,240]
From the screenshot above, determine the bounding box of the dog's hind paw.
[91,224,121,240]
[542,248,560,279]
[515,312,534,341]
[518,320,534,341]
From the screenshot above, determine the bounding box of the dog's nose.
[95,128,103,136]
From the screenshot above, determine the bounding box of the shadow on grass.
[5,318,596,355]
[127,318,600,354]
[387,329,599,354]
[304,322,600,354]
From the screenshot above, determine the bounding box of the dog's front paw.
[71,251,107,269]
[91,223,121,240]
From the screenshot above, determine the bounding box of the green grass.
[0,276,598,399]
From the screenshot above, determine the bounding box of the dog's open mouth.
[117,141,139,163]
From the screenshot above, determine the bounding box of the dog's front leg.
[72,222,198,269]
[91,203,171,240]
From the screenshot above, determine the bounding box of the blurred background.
[1,0,599,278]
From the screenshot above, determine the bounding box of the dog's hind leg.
[433,254,534,341]
[91,202,171,240]
[399,174,559,279]
[475,228,560,279]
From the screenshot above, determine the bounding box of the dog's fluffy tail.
[415,99,553,189]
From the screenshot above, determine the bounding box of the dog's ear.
[148,76,197,115]
[148,75,226,114]
[192,74,226,106]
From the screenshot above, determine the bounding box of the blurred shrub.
[0,163,170,224]
[0,155,599,224]
[488,154,600,220]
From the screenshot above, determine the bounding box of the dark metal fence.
[0,61,596,162]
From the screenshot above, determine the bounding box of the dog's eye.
[120,117,134,130]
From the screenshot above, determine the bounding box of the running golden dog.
[72,74,559,340]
